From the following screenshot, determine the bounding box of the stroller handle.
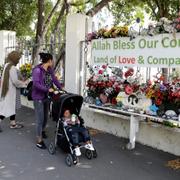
[48,89,67,99]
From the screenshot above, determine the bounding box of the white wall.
[81,107,180,156]
[0,30,16,65]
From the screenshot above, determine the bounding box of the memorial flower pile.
[85,64,180,119]
[87,15,180,41]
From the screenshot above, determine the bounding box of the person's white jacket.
[0,63,26,117]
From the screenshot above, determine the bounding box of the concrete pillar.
[65,13,92,94]
[0,30,16,65]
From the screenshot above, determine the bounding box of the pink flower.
[109,76,116,82]
[113,82,119,86]
[93,75,98,81]
[125,85,133,95]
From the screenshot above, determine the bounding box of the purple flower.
[160,84,167,91]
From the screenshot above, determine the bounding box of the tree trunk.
[145,0,159,20]
[33,0,61,65]
[55,43,65,68]
[32,0,45,65]
[157,0,169,81]
[42,0,61,39]
[158,1,168,18]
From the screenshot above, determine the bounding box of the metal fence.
[4,39,65,84]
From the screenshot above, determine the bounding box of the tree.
[53,0,113,68]
[32,0,112,64]
[110,0,145,25]
[0,0,36,36]
[111,0,180,25]
[144,0,179,20]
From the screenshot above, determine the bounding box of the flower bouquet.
[19,63,32,80]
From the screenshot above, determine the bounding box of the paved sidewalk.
[0,106,179,180]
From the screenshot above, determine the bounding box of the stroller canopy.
[52,93,84,121]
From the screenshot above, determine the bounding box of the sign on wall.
[91,33,180,68]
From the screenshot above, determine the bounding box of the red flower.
[107,81,113,87]
[115,86,120,92]
[155,98,162,106]
[124,68,134,78]
[155,91,162,98]
[102,65,107,69]
[111,97,117,105]
[159,75,165,81]
[98,70,103,74]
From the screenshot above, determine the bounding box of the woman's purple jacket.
[32,64,61,100]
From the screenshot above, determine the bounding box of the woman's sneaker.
[36,141,46,149]
[74,147,81,156]
[10,123,23,129]
[85,143,94,151]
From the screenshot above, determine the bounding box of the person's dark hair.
[39,52,53,63]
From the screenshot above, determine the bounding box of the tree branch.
[42,0,61,36]
[53,0,67,33]
[69,0,90,6]
[36,0,45,43]
[55,43,65,69]
[86,0,112,17]
[146,0,159,20]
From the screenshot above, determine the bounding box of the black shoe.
[42,131,48,139]
[36,141,47,149]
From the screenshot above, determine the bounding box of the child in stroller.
[48,93,97,166]
[63,109,94,156]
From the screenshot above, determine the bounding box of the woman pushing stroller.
[63,109,94,156]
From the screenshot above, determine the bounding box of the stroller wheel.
[93,149,97,158]
[48,142,56,155]
[65,154,73,167]
[85,149,93,160]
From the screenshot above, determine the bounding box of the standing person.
[32,52,62,149]
[0,51,28,132]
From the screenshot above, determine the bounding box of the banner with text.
[91,33,180,68]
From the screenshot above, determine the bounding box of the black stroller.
[48,93,97,166]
